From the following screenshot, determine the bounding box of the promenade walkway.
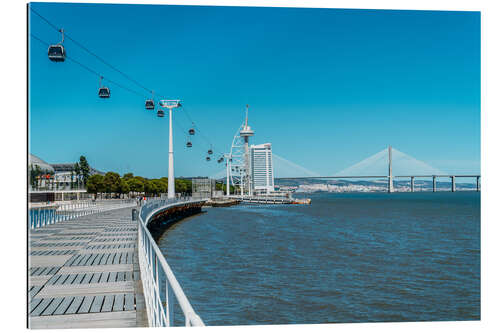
[28,207,147,329]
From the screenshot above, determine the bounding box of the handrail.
[137,198,205,327]
[28,199,136,229]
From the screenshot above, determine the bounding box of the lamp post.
[159,100,181,199]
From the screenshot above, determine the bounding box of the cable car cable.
[31,8,224,155]
[30,6,153,95]
[30,33,146,98]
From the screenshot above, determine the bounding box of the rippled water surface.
[157,192,480,325]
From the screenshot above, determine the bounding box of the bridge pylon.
[388,145,394,193]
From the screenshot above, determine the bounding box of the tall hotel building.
[250,143,274,194]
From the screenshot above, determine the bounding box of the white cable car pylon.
[159,100,181,199]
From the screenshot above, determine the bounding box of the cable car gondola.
[186,141,192,148]
[145,91,155,110]
[207,149,213,155]
[98,87,110,98]
[48,29,66,62]
[145,99,155,110]
[188,128,195,135]
[157,109,165,117]
[206,156,211,161]
[98,77,110,98]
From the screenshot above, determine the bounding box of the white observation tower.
[239,105,254,196]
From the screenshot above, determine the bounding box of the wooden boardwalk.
[28,207,148,329]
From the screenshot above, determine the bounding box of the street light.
[159,100,181,199]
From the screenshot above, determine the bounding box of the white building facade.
[250,143,274,194]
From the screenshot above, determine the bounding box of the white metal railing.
[28,199,136,229]
[137,198,205,327]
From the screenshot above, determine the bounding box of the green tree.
[143,180,153,196]
[151,179,165,196]
[74,162,81,189]
[87,174,104,199]
[119,178,130,198]
[123,173,134,181]
[29,164,40,189]
[103,172,121,198]
[158,178,169,193]
[34,165,41,189]
[79,155,91,185]
[70,170,74,189]
[175,179,188,194]
[127,177,144,195]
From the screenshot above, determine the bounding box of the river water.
[157,192,480,325]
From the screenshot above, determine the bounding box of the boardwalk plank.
[31,298,53,316]
[41,297,64,316]
[63,274,78,285]
[64,296,84,315]
[107,253,116,265]
[81,273,93,284]
[109,272,117,283]
[48,267,59,275]
[90,273,102,283]
[29,311,137,329]
[53,296,74,315]
[77,296,94,314]
[74,273,86,284]
[29,298,43,313]
[112,294,124,312]
[94,253,104,265]
[54,274,68,285]
[101,295,114,312]
[100,272,110,283]
[90,295,104,313]
[29,286,43,299]
[124,294,135,311]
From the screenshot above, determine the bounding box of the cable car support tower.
[159,100,181,199]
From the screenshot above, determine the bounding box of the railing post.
[476,176,480,192]
[451,176,456,192]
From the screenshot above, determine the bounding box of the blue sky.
[29,3,480,178]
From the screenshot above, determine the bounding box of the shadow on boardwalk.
[28,207,147,329]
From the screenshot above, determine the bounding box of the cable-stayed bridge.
[274,146,480,192]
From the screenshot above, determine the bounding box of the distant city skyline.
[29,3,480,178]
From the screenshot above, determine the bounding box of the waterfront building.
[29,154,103,202]
[250,143,275,194]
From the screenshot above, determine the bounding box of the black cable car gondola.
[145,91,155,110]
[186,141,192,148]
[206,156,211,161]
[98,87,110,98]
[145,100,155,110]
[188,128,195,135]
[48,29,66,62]
[98,77,110,98]
[207,149,213,155]
[157,109,165,117]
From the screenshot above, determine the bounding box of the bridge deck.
[28,207,147,329]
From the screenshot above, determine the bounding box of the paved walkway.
[28,207,147,329]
